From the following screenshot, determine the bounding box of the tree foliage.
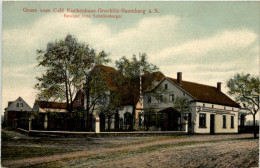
[98,91,123,130]
[35,34,110,114]
[227,73,260,138]
[115,53,159,130]
[173,96,191,114]
[227,73,259,114]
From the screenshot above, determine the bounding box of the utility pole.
[139,53,144,129]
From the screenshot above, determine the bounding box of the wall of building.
[193,102,239,134]
[118,105,133,118]
[214,113,238,133]
[144,79,194,110]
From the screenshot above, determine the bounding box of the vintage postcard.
[1,1,259,167]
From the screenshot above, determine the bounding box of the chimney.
[177,72,182,84]
[8,101,13,106]
[217,82,221,92]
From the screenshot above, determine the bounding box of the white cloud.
[2,13,259,114]
[2,64,38,78]
[95,15,180,60]
[152,29,257,61]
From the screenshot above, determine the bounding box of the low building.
[4,97,33,128]
[33,100,68,130]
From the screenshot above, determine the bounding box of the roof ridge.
[167,77,217,89]
[36,100,67,104]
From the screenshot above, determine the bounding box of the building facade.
[4,97,33,128]
[143,72,240,134]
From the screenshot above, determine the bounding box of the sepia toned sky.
[2,1,260,114]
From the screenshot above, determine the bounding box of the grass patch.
[1,131,13,141]
[1,146,71,161]
[31,138,247,168]
[106,135,189,148]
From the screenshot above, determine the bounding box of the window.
[223,115,226,128]
[148,96,151,103]
[231,116,234,128]
[169,93,174,101]
[183,113,188,120]
[183,92,186,96]
[77,99,81,105]
[124,112,131,125]
[165,84,168,90]
[16,103,19,107]
[199,113,206,128]
[20,103,23,107]
[212,105,214,108]
[203,104,205,107]
[224,106,226,110]
[158,95,163,102]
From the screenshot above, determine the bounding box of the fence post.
[92,114,100,133]
[44,113,48,130]
[185,120,188,133]
[29,115,35,131]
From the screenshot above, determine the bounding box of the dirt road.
[1,132,258,168]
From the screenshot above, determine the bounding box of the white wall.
[193,102,239,133]
[118,105,133,118]
[144,78,194,110]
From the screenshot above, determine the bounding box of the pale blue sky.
[2,1,260,114]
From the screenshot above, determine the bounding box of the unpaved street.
[86,139,258,168]
[1,131,258,168]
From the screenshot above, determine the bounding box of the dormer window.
[212,105,214,108]
[224,106,226,110]
[203,104,205,107]
[165,84,168,90]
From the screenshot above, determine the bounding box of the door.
[210,114,215,134]
[188,113,192,133]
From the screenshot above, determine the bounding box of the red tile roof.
[142,71,165,92]
[35,100,67,109]
[167,77,240,108]
[93,65,165,105]
[95,65,120,91]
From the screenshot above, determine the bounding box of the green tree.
[84,66,121,130]
[227,73,260,138]
[98,91,123,131]
[173,97,191,116]
[173,96,191,130]
[115,53,158,130]
[35,34,110,124]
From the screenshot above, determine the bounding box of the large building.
[72,65,241,133]
[143,72,240,133]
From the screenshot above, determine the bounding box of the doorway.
[210,114,215,134]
